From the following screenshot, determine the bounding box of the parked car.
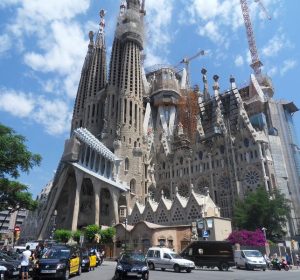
[0,260,19,279]
[180,241,235,271]
[146,247,195,273]
[234,250,267,271]
[114,251,149,280]
[33,245,81,279]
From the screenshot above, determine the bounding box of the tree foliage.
[0,124,41,213]
[100,227,116,244]
[84,224,101,242]
[72,230,83,244]
[54,229,72,244]
[227,229,266,246]
[233,187,290,241]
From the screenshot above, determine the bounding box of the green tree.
[0,124,41,213]
[84,224,101,242]
[233,187,290,241]
[100,227,116,244]
[54,229,72,244]
[72,230,83,244]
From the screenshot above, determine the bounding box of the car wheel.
[174,264,181,273]
[245,263,250,270]
[161,268,165,271]
[148,263,155,270]
[142,272,149,280]
[63,269,70,280]
[114,271,122,280]
[186,268,192,273]
[219,262,229,271]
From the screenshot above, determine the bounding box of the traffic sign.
[202,230,209,238]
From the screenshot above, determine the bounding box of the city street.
[73,261,300,280]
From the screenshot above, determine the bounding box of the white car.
[146,247,195,273]
[234,250,267,271]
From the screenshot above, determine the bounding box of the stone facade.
[30,0,299,240]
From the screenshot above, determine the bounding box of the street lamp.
[124,218,128,251]
[50,210,57,240]
[262,227,267,242]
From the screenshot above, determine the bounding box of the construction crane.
[240,0,271,75]
[179,50,205,89]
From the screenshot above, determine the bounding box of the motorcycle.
[270,259,289,271]
[280,259,289,271]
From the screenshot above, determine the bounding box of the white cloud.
[34,97,72,135]
[0,88,35,117]
[267,66,278,76]
[23,21,87,98]
[197,21,225,44]
[0,34,11,54]
[0,88,71,135]
[280,59,297,76]
[262,34,292,57]
[234,55,244,67]
[144,0,174,66]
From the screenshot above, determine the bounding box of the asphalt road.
[74,261,300,280]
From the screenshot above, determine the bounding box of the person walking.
[20,245,31,280]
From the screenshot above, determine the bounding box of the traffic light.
[14,226,21,242]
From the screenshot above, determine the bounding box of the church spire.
[71,31,95,133]
[86,9,107,97]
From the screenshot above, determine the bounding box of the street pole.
[124,218,127,251]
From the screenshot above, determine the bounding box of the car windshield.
[42,248,70,259]
[244,251,262,257]
[121,253,146,262]
[0,252,14,261]
[170,253,182,259]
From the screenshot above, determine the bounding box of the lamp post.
[50,210,57,240]
[262,227,267,242]
[124,218,128,251]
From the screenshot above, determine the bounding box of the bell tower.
[104,0,146,207]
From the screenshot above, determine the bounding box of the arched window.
[125,158,129,171]
[130,179,136,194]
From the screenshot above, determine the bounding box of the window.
[154,250,161,258]
[130,179,136,194]
[125,158,129,171]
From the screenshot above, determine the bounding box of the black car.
[180,241,235,271]
[0,251,34,277]
[0,260,20,279]
[33,245,81,279]
[114,252,149,280]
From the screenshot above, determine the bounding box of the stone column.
[110,189,120,225]
[258,142,268,191]
[92,179,101,226]
[71,170,83,231]
[208,152,215,201]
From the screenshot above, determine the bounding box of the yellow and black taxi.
[33,245,81,279]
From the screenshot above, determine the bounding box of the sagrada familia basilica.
[21,0,300,241]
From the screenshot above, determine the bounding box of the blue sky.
[0,0,299,198]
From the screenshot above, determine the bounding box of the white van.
[234,250,267,271]
[146,247,195,273]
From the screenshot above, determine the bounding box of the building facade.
[30,0,299,240]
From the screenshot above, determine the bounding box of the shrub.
[53,229,72,244]
[227,229,265,246]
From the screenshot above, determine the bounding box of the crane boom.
[240,0,262,75]
[180,50,205,89]
[255,0,271,20]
